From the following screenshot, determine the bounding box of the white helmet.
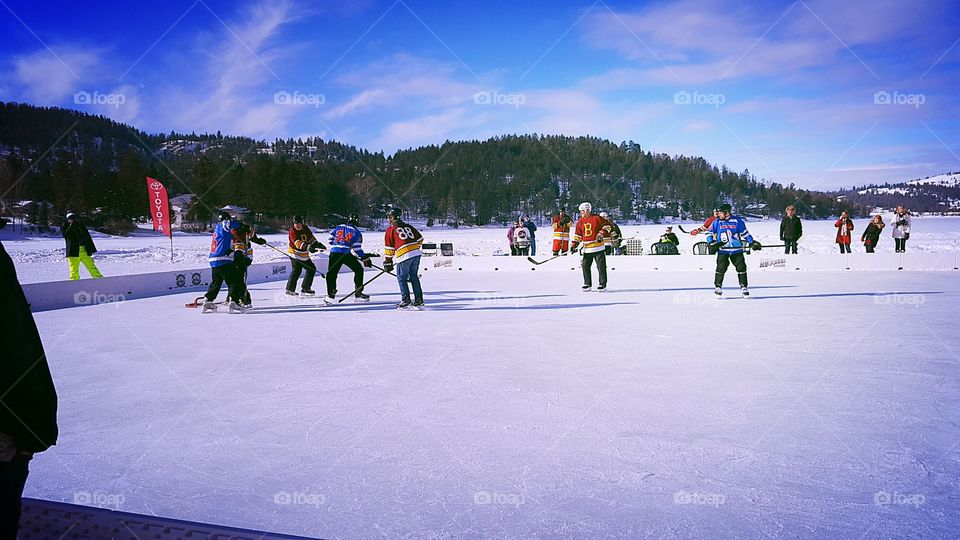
[599,211,608,218]
[578,202,592,213]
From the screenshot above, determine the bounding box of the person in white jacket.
[891,205,911,253]
[513,219,532,256]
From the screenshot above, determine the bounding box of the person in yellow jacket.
[62,213,103,280]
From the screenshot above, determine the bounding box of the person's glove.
[361,256,373,268]
[904,233,910,241]
[707,242,721,255]
[751,241,762,251]
[383,259,394,273]
[250,236,266,245]
[233,251,246,266]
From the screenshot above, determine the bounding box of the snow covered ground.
[23,267,960,538]
[4,216,960,284]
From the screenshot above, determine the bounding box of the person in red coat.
[835,211,854,253]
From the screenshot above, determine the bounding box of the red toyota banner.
[146,177,172,237]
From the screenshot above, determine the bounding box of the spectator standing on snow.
[62,212,103,280]
[861,215,885,253]
[0,216,59,536]
[522,215,538,256]
[780,205,802,254]
[513,219,532,256]
[892,205,911,253]
[835,211,854,254]
[507,221,517,256]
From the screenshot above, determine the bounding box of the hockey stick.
[527,254,562,265]
[337,269,387,304]
[677,224,697,234]
[260,242,327,278]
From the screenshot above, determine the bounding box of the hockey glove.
[250,235,266,245]
[707,242,721,255]
[361,256,373,268]
[383,260,394,273]
[750,241,762,251]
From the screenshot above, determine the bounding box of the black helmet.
[293,214,304,224]
[217,210,232,221]
[719,203,732,214]
[348,213,360,225]
[388,207,402,219]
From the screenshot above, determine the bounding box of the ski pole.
[337,269,387,304]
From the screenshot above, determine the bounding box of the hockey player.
[569,202,612,291]
[383,208,424,308]
[203,211,249,313]
[598,212,623,255]
[689,208,721,236]
[551,208,573,255]
[286,215,324,297]
[228,220,265,308]
[324,213,372,304]
[706,204,761,298]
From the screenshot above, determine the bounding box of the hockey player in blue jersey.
[323,213,373,304]
[202,211,249,313]
[706,204,762,298]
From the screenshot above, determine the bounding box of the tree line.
[0,101,866,233]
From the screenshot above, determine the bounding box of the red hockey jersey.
[572,214,612,253]
[384,220,424,263]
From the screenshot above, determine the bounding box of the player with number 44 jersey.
[383,207,424,308]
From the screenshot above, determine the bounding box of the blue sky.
[1,0,958,189]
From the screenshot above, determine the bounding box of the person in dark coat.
[62,212,103,280]
[0,216,59,537]
[780,205,802,254]
[861,215,885,253]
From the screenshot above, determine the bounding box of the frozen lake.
[24,267,960,538]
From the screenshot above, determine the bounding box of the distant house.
[220,205,249,217]
[169,194,196,229]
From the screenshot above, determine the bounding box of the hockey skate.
[322,295,336,305]
[354,292,371,303]
[227,301,245,313]
[201,300,217,313]
[714,287,723,297]
[741,286,750,298]
[300,289,316,297]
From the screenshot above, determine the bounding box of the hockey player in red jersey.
[383,207,424,308]
[551,208,573,255]
[690,208,721,236]
[569,202,614,291]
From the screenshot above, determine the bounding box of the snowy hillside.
[907,172,960,187]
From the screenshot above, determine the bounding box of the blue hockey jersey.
[328,224,365,258]
[706,215,755,254]
[208,220,243,267]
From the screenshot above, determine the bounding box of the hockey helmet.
[348,212,360,225]
[217,210,232,222]
[599,211,608,218]
[578,201,592,213]
[293,214,304,224]
[718,203,732,214]
[388,207,402,219]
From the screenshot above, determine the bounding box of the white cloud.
[12,48,100,104]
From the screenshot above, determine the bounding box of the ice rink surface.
[25,267,960,538]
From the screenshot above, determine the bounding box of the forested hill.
[0,101,861,228]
